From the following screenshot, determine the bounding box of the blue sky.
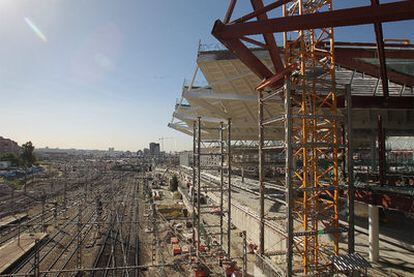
[0,1,413,151]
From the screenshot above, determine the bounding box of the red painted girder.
[256,63,297,91]
[216,38,274,79]
[334,47,414,60]
[371,0,389,97]
[224,0,237,24]
[355,188,414,213]
[240,36,267,48]
[336,96,414,109]
[212,1,414,39]
[250,0,284,72]
[333,41,414,49]
[335,55,414,87]
[233,0,293,24]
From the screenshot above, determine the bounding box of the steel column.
[377,114,386,185]
[220,121,225,246]
[227,118,232,257]
[196,117,202,256]
[258,90,265,256]
[371,0,389,97]
[346,85,355,254]
[192,121,197,246]
[284,80,293,277]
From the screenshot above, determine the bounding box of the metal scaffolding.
[192,118,232,257]
[283,1,341,274]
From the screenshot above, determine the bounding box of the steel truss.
[192,118,232,258]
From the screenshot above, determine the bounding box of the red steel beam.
[371,0,389,97]
[355,188,414,214]
[224,0,237,24]
[250,0,284,72]
[256,63,296,91]
[212,1,414,39]
[333,41,414,49]
[335,55,414,87]
[337,96,414,109]
[233,0,293,24]
[240,36,268,49]
[334,47,414,60]
[216,38,274,79]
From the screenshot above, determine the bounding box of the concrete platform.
[0,232,47,274]
[0,213,28,230]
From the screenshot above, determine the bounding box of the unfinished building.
[169,1,414,275]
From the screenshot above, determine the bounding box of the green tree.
[169,174,179,192]
[20,141,37,167]
[0,153,20,166]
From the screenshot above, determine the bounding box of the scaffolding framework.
[283,1,342,274]
[192,118,232,257]
[211,0,414,275]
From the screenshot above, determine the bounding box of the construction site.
[168,0,414,276]
[0,1,413,277]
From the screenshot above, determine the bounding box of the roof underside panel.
[170,45,414,141]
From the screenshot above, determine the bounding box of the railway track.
[92,175,141,277]
[4,173,116,276]
[0,167,144,277]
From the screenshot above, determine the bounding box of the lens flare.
[24,17,47,43]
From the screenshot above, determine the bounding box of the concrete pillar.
[368,204,379,262]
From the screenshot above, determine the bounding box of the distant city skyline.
[1,0,413,151]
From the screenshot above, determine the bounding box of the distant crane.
[158,137,173,152]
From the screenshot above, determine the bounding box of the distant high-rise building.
[0,136,20,154]
[108,147,114,152]
[149,143,160,156]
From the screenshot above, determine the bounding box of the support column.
[368,204,379,262]
[346,84,355,253]
[192,121,197,247]
[370,134,377,174]
[258,90,265,256]
[196,117,201,257]
[227,118,232,257]
[377,114,386,185]
[220,122,225,246]
[285,80,294,276]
